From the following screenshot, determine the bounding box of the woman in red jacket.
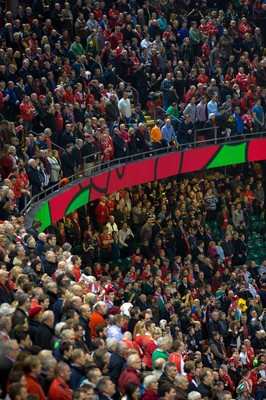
[140,376,159,400]
[219,364,235,393]
[238,17,252,39]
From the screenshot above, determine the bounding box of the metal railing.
[21,132,266,217]
[153,105,220,143]
[116,75,139,105]
[28,130,64,152]
[154,105,183,125]
[153,106,266,145]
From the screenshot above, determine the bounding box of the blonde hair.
[133,321,145,339]
[10,266,23,280]
[152,327,162,339]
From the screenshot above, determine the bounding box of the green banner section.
[34,202,51,229]
[207,142,247,169]
[66,188,90,215]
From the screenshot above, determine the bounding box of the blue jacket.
[234,112,244,134]
[69,364,85,389]
[4,87,18,105]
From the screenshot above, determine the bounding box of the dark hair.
[59,341,73,356]
[95,324,107,336]
[14,325,29,343]
[92,338,104,351]
[73,388,88,400]
[124,383,139,400]
[158,383,176,397]
[9,383,25,400]
[130,307,140,318]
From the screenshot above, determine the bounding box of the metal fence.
[153,105,266,144]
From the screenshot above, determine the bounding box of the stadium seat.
[257,249,266,259]
[255,240,264,249]
[251,222,261,233]
[247,242,256,251]
[248,250,259,259]
[250,215,260,223]
[251,233,261,240]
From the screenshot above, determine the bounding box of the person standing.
[118,92,132,124]
[61,144,75,178]
[252,99,264,134]
[204,188,218,222]
[48,362,72,400]
[89,302,107,339]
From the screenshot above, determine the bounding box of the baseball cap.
[0,303,16,317]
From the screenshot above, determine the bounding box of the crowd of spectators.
[1,162,266,400]
[0,0,266,202]
[0,1,266,400]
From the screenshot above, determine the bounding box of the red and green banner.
[25,138,266,231]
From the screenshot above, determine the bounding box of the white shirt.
[106,221,118,234]
[118,98,132,118]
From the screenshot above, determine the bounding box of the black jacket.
[201,353,213,369]
[113,134,126,159]
[27,165,42,196]
[43,260,56,277]
[127,317,139,334]
[12,307,29,328]
[81,142,96,163]
[69,364,85,389]
[61,150,75,178]
[79,315,92,350]
[0,282,13,304]
[105,100,119,121]
[208,318,222,338]
[59,131,75,148]
[196,383,212,398]
[35,323,54,350]
[29,317,41,344]
[158,373,174,387]
[0,355,15,398]
[135,129,150,153]
[109,352,126,385]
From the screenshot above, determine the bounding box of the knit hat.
[108,306,120,315]
[29,306,43,318]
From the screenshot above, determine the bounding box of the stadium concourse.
[0,1,266,400]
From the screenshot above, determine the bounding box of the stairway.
[144,113,154,128]
[131,105,154,129]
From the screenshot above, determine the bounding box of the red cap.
[104,284,117,295]
[108,306,120,315]
[231,295,239,302]
[29,306,43,318]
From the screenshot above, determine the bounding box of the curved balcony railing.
[23,132,266,232]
